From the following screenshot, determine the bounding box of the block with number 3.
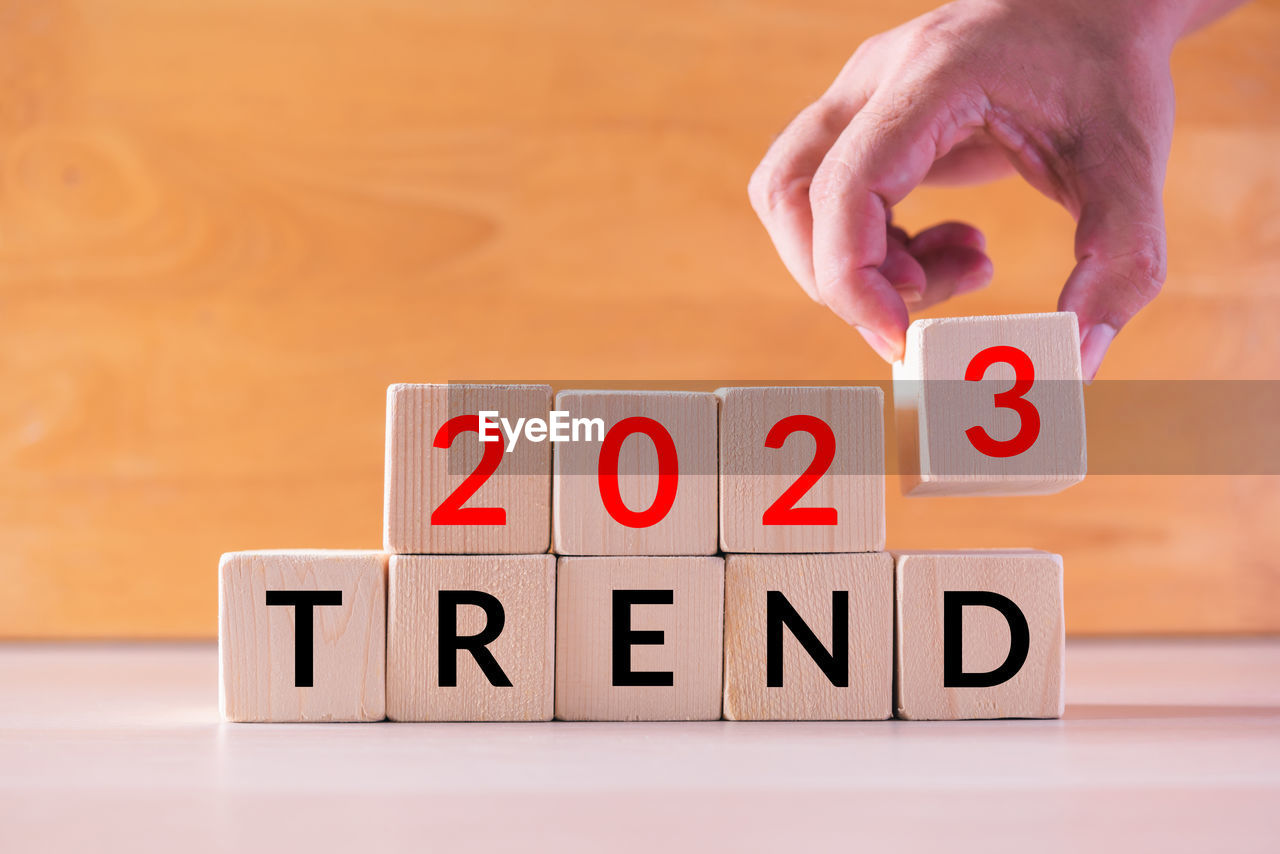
[892,313,1086,496]
[384,383,552,554]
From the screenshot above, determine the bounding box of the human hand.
[748,0,1188,379]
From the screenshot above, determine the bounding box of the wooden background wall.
[1,0,1277,637]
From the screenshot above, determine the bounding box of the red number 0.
[964,345,1041,458]
[761,414,837,526]
[430,415,507,526]
[597,417,679,528]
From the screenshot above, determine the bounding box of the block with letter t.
[219,550,387,722]
[894,550,1064,720]
[384,383,552,554]
[892,312,1086,496]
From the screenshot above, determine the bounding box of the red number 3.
[964,345,1040,458]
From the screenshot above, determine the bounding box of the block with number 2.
[892,312,1086,496]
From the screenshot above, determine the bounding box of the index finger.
[810,92,962,361]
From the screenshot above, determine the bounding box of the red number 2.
[761,414,837,526]
[964,345,1041,458]
[430,415,507,526]
[597,417,679,528]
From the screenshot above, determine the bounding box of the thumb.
[1057,170,1167,381]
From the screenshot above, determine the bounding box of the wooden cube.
[892,313,1086,496]
[723,553,892,720]
[555,556,724,720]
[553,391,717,555]
[894,550,1065,720]
[219,550,387,722]
[386,555,555,721]
[384,383,552,554]
[717,386,884,553]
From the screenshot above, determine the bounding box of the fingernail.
[855,325,901,364]
[1079,323,1117,384]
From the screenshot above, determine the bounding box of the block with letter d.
[894,550,1064,720]
[893,312,1086,496]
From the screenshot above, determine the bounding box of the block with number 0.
[892,313,1087,496]
[553,391,718,556]
[717,386,885,553]
[384,383,552,554]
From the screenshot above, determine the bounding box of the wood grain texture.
[386,554,555,721]
[1,0,1277,637]
[555,556,724,721]
[723,553,892,720]
[219,549,386,722]
[384,384,552,554]
[893,313,1087,496]
[553,391,718,556]
[718,386,884,552]
[894,550,1065,720]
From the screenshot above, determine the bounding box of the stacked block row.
[220,549,1064,722]
[219,313,1085,724]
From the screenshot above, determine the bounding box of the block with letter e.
[894,550,1064,720]
[893,312,1086,496]
[384,383,552,554]
[219,550,387,722]
[386,554,555,721]
[554,556,724,720]
[723,553,893,720]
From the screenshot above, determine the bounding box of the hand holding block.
[387,555,555,721]
[555,556,724,720]
[894,550,1064,720]
[893,313,1086,496]
[553,391,717,555]
[723,553,892,720]
[384,383,552,554]
[717,386,884,553]
[219,550,387,722]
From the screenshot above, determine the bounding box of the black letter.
[943,591,1030,688]
[264,590,343,687]
[438,590,512,687]
[766,590,849,688]
[612,589,674,687]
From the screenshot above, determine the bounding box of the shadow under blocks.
[217,312,1081,722]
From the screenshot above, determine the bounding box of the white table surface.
[1,639,1277,853]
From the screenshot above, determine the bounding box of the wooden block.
[386,554,555,721]
[894,550,1065,720]
[384,383,552,554]
[553,391,717,555]
[717,386,885,553]
[723,553,892,720]
[554,556,724,720]
[219,550,387,722]
[892,312,1086,496]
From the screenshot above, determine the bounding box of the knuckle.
[808,159,852,210]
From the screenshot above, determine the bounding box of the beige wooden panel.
[0,0,1277,636]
